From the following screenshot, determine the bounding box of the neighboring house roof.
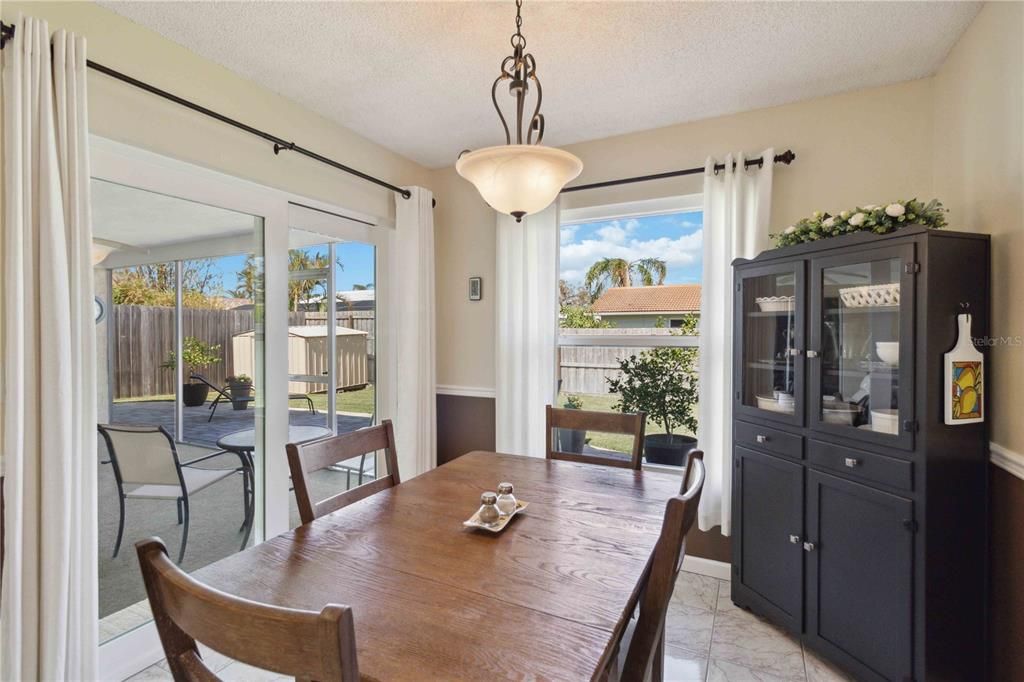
[592,284,701,314]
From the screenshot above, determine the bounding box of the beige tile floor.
[124,571,853,682]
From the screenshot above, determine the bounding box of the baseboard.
[990,441,1024,481]
[435,384,496,399]
[682,555,731,581]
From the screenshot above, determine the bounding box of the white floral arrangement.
[770,198,947,248]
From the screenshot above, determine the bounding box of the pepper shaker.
[496,482,517,516]
[477,492,501,526]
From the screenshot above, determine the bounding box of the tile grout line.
[704,578,721,682]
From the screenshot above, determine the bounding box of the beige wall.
[932,1,1024,454]
[432,78,937,390]
[0,2,432,222]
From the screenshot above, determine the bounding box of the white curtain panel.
[392,187,437,476]
[1,16,98,680]
[697,149,774,535]
[495,204,559,458]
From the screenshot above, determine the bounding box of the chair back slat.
[545,405,647,470]
[99,424,181,486]
[287,420,400,525]
[137,538,359,682]
[620,451,706,682]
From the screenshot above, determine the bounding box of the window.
[557,195,702,468]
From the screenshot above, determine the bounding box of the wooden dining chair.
[137,537,358,681]
[616,450,706,682]
[546,405,647,469]
[287,420,401,525]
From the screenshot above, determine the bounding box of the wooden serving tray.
[462,500,529,533]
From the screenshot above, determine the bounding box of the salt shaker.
[477,492,501,526]
[496,482,517,516]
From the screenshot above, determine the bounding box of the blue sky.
[208,241,375,296]
[559,210,703,286]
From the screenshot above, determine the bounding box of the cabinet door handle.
[787,348,802,357]
[844,457,860,468]
[756,434,768,444]
[789,534,801,544]
[806,350,819,358]
[803,542,816,552]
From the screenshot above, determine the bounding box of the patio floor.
[99,400,372,631]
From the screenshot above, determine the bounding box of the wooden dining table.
[194,450,684,681]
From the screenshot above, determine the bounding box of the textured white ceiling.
[98,1,980,168]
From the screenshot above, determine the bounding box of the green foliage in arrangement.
[770,199,948,248]
[563,394,584,410]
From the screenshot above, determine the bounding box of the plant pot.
[644,433,698,467]
[181,383,210,407]
[228,383,253,410]
[554,428,586,454]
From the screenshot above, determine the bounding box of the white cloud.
[560,225,579,246]
[559,228,703,283]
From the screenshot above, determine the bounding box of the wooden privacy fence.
[111,305,376,399]
[557,328,698,396]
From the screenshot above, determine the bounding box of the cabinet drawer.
[735,421,803,460]
[807,439,912,491]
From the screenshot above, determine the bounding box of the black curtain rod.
[562,149,796,194]
[0,20,414,201]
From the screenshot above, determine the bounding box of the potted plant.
[607,343,699,467]
[226,374,254,410]
[162,337,222,407]
[555,394,586,454]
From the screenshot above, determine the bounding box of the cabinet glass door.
[736,263,805,425]
[809,245,915,449]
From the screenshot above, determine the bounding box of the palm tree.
[584,257,667,291]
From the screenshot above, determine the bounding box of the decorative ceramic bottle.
[944,313,984,425]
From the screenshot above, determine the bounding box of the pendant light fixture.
[456,0,583,222]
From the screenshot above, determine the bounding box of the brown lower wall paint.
[436,394,496,465]
[991,464,1024,680]
[435,395,732,563]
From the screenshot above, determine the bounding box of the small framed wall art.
[469,276,483,301]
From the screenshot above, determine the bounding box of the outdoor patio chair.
[98,424,249,564]
[190,373,316,421]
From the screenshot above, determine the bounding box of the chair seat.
[126,467,238,500]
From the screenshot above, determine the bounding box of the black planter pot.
[644,433,698,467]
[554,427,586,454]
[229,383,253,410]
[181,383,210,407]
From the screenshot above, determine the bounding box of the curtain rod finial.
[776,149,796,165]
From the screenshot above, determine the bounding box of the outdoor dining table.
[193,450,683,680]
[216,425,333,551]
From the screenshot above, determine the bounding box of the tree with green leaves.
[584,257,667,291]
[112,260,223,308]
[232,255,263,300]
[607,315,699,436]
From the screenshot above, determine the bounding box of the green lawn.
[115,385,376,417]
[555,391,694,453]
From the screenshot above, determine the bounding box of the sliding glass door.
[93,179,265,646]
[284,205,382,529]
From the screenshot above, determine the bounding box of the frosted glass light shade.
[456,144,583,220]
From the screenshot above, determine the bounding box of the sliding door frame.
[90,136,393,680]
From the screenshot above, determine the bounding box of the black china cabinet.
[730,226,990,682]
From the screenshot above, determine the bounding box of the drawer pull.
[844,457,860,468]
[789,534,801,544]
[806,350,819,358]
[803,541,816,552]
[756,434,768,444]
